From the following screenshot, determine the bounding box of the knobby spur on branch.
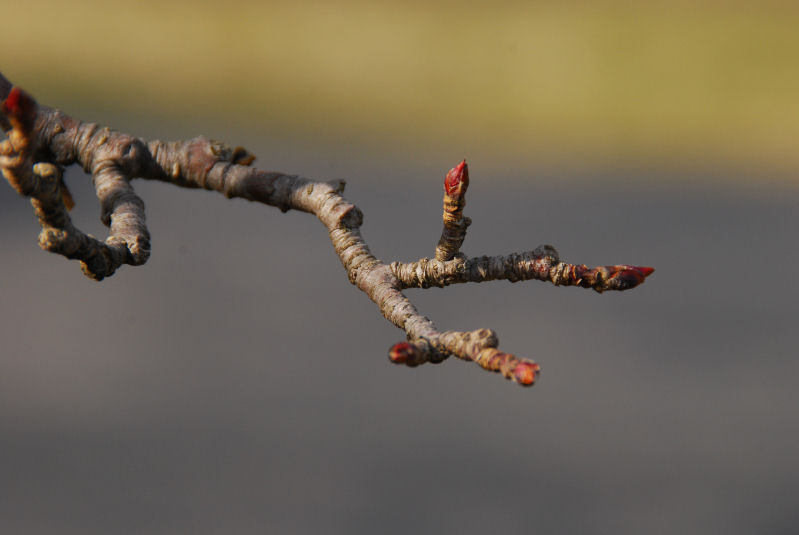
[0,71,654,387]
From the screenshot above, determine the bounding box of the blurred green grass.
[3,0,799,179]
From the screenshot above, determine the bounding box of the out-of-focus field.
[3,0,799,178]
[3,3,799,535]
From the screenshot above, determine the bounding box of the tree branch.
[0,72,654,387]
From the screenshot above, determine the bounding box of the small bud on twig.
[565,264,655,293]
[444,159,469,198]
[436,160,471,261]
[1,86,37,132]
[388,342,416,365]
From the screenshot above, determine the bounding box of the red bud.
[444,159,469,197]
[513,361,541,386]
[607,265,655,291]
[2,87,37,129]
[388,342,415,364]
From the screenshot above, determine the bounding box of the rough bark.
[0,72,654,386]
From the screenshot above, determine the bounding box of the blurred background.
[1,1,798,533]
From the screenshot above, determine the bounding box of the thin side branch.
[392,245,655,293]
[0,73,654,387]
[435,159,470,261]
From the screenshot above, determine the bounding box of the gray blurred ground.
[1,134,798,534]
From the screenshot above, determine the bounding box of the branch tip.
[1,86,37,130]
[512,361,541,386]
[563,263,655,293]
[475,348,541,386]
[435,160,471,261]
[602,264,655,291]
[634,266,655,277]
[388,342,416,365]
[444,159,469,197]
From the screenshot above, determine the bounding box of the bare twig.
[0,73,654,386]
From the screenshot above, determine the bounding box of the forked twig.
[0,73,654,386]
